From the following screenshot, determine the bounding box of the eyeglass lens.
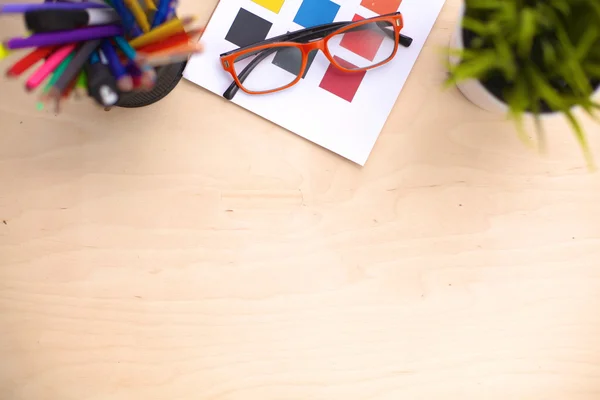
[327,21,396,69]
[233,45,302,92]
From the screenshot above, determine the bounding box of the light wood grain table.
[2,1,600,399]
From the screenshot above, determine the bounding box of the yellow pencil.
[0,43,10,60]
[144,0,156,11]
[130,16,196,49]
[124,0,151,32]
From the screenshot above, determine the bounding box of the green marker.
[43,53,75,93]
[76,70,87,88]
[75,70,88,97]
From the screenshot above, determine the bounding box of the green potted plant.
[447,0,600,166]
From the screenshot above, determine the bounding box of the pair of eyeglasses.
[219,12,413,100]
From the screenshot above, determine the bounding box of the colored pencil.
[100,39,133,92]
[25,9,120,32]
[2,0,186,111]
[53,40,101,93]
[143,0,157,11]
[0,44,10,59]
[6,46,55,77]
[135,28,202,54]
[75,70,88,97]
[5,25,123,49]
[0,2,108,13]
[152,0,173,28]
[57,0,108,4]
[139,42,202,57]
[135,31,188,53]
[109,0,143,38]
[125,61,143,89]
[89,49,101,65]
[62,77,77,99]
[25,43,76,91]
[125,60,156,91]
[114,35,136,60]
[114,35,156,90]
[166,0,177,21]
[48,39,102,110]
[143,44,202,66]
[41,53,74,94]
[131,74,143,89]
[124,0,150,33]
[130,16,195,48]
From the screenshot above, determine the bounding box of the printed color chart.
[184,0,446,165]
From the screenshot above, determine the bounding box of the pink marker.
[25,43,76,91]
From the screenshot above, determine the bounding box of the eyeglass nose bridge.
[301,40,325,56]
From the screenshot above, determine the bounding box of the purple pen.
[5,25,123,49]
[0,2,108,13]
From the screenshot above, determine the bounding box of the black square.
[225,8,273,48]
[272,48,317,79]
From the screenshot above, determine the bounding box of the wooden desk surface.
[2,1,600,399]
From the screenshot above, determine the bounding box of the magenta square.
[319,56,367,102]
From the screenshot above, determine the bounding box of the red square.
[319,56,367,102]
[340,14,385,62]
[360,0,402,15]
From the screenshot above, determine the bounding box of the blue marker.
[100,39,133,92]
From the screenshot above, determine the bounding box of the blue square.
[293,0,340,28]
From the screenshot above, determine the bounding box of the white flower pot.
[449,7,600,114]
[449,18,507,113]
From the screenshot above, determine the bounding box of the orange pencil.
[135,28,203,54]
[142,43,203,66]
[129,16,196,48]
[139,42,202,57]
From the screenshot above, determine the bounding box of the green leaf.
[575,26,599,61]
[583,63,600,77]
[462,17,492,36]
[541,40,558,69]
[518,8,537,57]
[446,51,497,85]
[528,67,567,110]
[548,0,570,16]
[565,110,595,170]
[494,36,516,79]
[554,22,592,94]
[533,113,546,153]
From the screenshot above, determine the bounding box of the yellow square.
[252,0,285,14]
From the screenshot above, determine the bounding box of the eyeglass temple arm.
[223,27,414,100]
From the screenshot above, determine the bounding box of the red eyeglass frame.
[220,13,405,96]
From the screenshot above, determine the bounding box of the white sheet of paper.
[184,0,446,165]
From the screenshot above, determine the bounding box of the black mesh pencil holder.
[116,59,186,107]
